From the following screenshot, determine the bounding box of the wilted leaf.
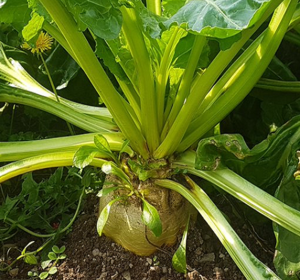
[141,199,162,237]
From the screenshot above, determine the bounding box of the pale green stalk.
[0,132,133,162]
[156,178,280,280]
[0,86,117,133]
[161,35,206,140]
[173,151,300,238]
[177,0,297,153]
[0,152,106,184]
[38,0,148,158]
[153,0,284,159]
[256,78,300,92]
[121,6,159,153]
[146,0,162,16]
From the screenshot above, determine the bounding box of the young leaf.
[73,146,100,170]
[48,267,58,275]
[48,252,57,261]
[39,271,49,280]
[119,139,130,159]
[101,162,131,185]
[52,245,60,254]
[22,12,44,42]
[97,186,119,197]
[24,254,38,265]
[41,260,52,270]
[97,197,121,236]
[172,217,189,273]
[58,254,67,260]
[141,199,162,237]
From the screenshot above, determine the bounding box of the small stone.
[9,268,19,277]
[162,267,167,274]
[111,243,116,247]
[111,259,115,264]
[129,263,133,269]
[98,272,108,279]
[111,271,118,280]
[146,257,153,265]
[199,253,215,263]
[160,277,167,280]
[92,249,100,257]
[203,234,211,240]
[168,268,172,274]
[195,247,202,255]
[224,268,229,272]
[219,253,225,259]
[122,271,131,280]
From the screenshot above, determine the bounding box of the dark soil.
[1,195,276,280]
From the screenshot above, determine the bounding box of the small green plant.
[27,245,66,280]
[38,245,66,280]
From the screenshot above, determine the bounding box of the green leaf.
[24,254,38,265]
[94,134,112,154]
[58,253,67,260]
[162,0,186,17]
[0,196,18,220]
[95,38,129,82]
[41,260,52,269]
[0,0,31,32]
[62,0,122,40]
[97,186,119,197]
[165,0,275,38]
[119,139,130,158]
[39,271,49,279]
[141,199,162,237]
[22,12,44,42]
[97,197,120,236]
[48,252,57,261]
[274,151,300,279]
[172,217,189,273]
[48,267,58,275]
[43,45,80,90]
[52,245,60,254]
[195,116,300,188]
[101,162,131,185]
[73,146,100,169]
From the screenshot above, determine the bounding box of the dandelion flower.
[22,31,53,54]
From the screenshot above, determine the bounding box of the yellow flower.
[22,31,53,54]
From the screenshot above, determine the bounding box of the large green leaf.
[0,0,31,32]
[165,0,276,38]
[195,116,300,188]
[62,0,122,40]
[273,152,300,279]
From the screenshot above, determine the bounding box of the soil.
[0,195,276,280]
